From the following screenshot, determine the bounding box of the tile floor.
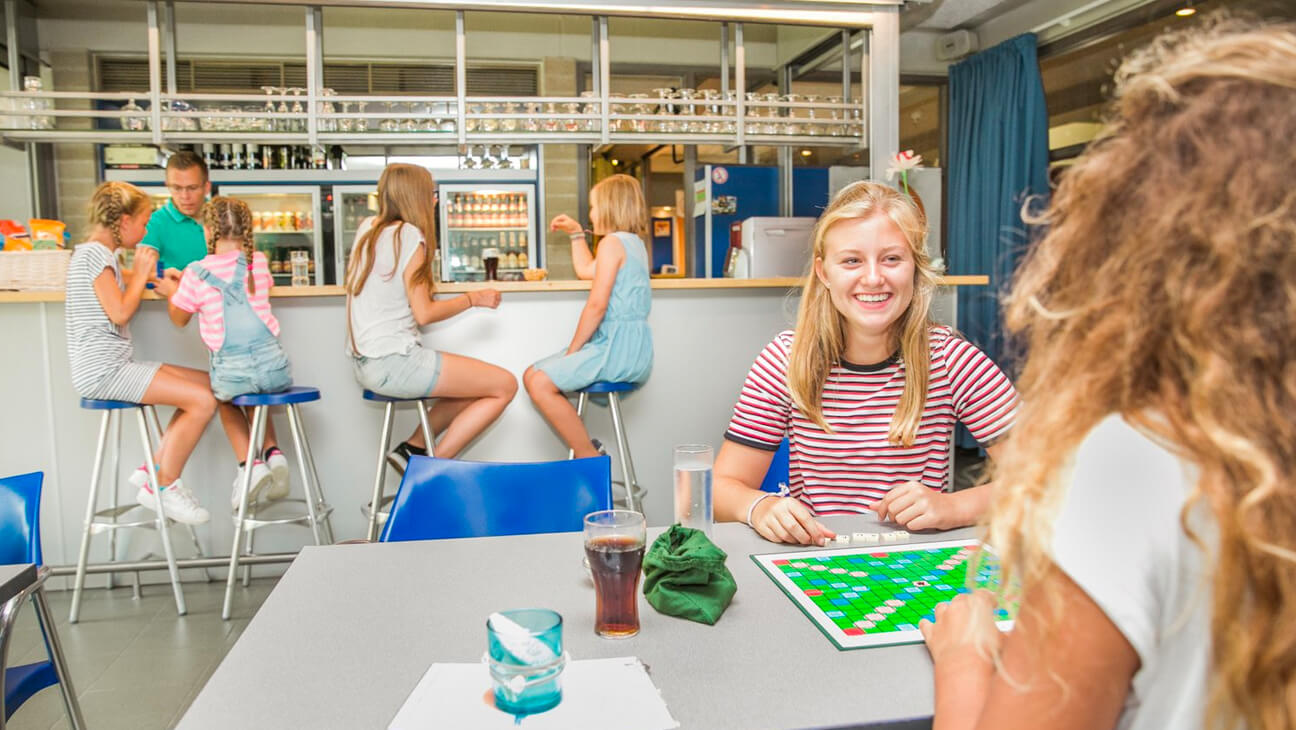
[4,577,275,730]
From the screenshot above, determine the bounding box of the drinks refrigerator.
[438,183,536,282]
[207,185,325,286]
[333,185,380,282]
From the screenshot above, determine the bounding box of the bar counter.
[0,275,989,302]
[0,276,982,587]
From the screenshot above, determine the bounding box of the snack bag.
[28,219,66,250]
[0,220,30,251]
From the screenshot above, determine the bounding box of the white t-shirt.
[1051,415,1210,730]
[347,218,424,358]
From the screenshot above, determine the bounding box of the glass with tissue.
[584,509,646,638]
[485,608,566,714]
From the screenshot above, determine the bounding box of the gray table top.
[0,563,37,607]
[180,516,973,730]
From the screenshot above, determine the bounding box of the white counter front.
[0,284,961,585]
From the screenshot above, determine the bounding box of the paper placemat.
[389,656,679,729]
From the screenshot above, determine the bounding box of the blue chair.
[0,472,86,728]
[361,389,435,542]
[380,455,613,542]
[760,438,791,494]
[568,382,643,511]
[224,386,334,621]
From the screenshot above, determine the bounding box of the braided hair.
[87,181,150,247]
[201,196,258,294]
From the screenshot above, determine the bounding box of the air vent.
[96,55,537,97]
[98,57,192,93]
[191,61,285,92]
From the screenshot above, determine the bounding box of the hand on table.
[549,214,583,236]
[750,496,836,546]
[152,270,180,298]
[871,481,968,531]
[468,288,501,309]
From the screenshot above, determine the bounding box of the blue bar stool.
[361,390,435,542]
[70,398,205,622]
[567,382,644,512]
[223,387,334,620]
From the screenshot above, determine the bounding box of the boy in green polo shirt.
[139,150,210,272]
[139,150,294,505]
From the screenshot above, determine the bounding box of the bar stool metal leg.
[224,405,267,620]
[606,392,641,513]
[292,404,334,544]
[285,404,326,546]
[32,576,87,729]
[366,402,396,542]
[417,400,435,455]
[137,406,186,616]
[69,410,111,624]
[566,392,590,460]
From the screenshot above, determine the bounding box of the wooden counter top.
[0,275,990,303]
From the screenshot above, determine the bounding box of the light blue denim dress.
[534,231,653,391]
[191,255,292,402]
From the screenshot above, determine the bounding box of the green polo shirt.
[139,199,207,271]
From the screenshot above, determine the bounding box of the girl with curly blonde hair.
[922,19,1296,730]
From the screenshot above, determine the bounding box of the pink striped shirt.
[170,250,280,352]
[725,327,1018,514]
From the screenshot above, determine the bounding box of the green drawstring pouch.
[642,524,737,625]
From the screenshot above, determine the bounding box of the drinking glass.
[485,609,566,715]
[583,510,646,638]
[673,444,714,535]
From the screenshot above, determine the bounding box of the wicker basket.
[0,249,72,291]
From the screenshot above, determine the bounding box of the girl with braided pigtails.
[168,196,295,511]
[66,181,213,525]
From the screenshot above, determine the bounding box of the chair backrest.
[0,472,43,566]
[760,438,790,494]
[381,455,613,542]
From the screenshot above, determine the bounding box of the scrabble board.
[752,539,1013,650]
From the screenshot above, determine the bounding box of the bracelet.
[463,291,474,307]
[745,493,776,529]
[568,231,586,240]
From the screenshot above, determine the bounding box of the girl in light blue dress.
[524,174,653,457]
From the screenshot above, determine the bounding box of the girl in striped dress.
[168,197,293,510]
[713,181,1018,544]
[65,181,213,525]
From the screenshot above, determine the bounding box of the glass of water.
[673,444,714,535]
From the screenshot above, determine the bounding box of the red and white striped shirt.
[170,250,279,352]
[725,327,1018,515]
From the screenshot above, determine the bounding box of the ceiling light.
[1176,4,1196,17]
[611,159,620,166]
[800,149,813,157]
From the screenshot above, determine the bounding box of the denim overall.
[193,254,292,402]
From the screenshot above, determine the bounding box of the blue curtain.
[948,33,1050,368]
[947,33,1049,451]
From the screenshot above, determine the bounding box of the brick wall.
[50,49,97,239]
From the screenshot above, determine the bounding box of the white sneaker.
[136,479,210,525]
[127,465,151,490]
[264,449,290,500]
[230,460,274,510]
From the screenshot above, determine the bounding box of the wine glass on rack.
[338,100,353,133]
[261,86,277,130]
[289,88,306,132]
[400,101,418,133]
[354,101,369,133]
[275,87,292,132]
[498,144,514,170]
[319,88,337,133]
[481,144,500,169]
